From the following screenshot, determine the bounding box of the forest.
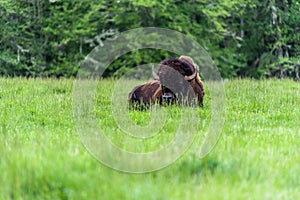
[1,0,300,79]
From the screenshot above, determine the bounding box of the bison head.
[152,56,205,106]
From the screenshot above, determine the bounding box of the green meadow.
[0,78,299,200]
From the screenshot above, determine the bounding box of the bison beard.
[128,56,205,109]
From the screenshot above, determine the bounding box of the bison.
[128,56,205,109]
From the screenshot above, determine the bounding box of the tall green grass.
[0,78,299,200]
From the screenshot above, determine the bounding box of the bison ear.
[152,64,160,80]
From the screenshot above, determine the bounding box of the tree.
[0,0,299,79]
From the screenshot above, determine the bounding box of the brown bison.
[128,56,205,109]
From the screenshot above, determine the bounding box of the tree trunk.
[80,37,83,56]
[278,43,284,79]
[240,18,244,38]
[225,19,231,48]
[295,65,300,81]
[270,0,284,79]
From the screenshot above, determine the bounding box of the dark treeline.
[1,0,299,79]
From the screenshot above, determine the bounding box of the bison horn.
[152,64,160,80]
[184,64,199,81]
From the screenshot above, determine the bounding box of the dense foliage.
[1,0,299,79]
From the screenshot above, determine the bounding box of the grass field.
[0,78,299,200]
